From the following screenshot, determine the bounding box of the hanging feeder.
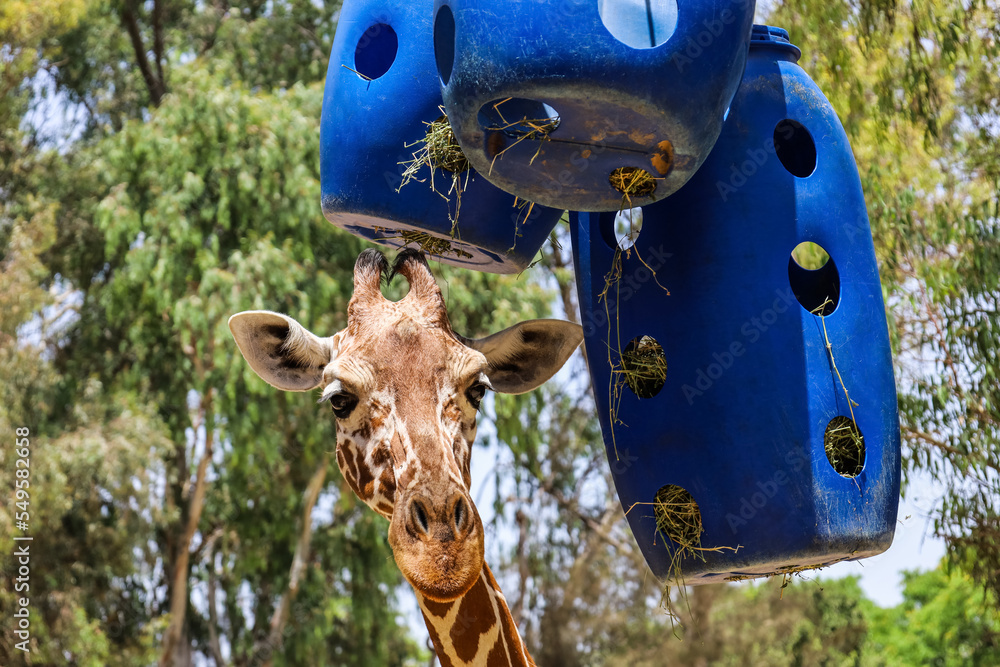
[320,0,562,274]
[571,25,901,584]
[433,0,755,212]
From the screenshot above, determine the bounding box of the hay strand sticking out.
[609,167,657,197]
[824,416,865,477]
[620,336,667,399]
[653,485,703,556]
[400,114,470,185]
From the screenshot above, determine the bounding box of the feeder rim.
[750,24,802,61]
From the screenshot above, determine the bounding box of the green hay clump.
[824,416,865,477]
[398,111,471,228]
[423,115,470,174]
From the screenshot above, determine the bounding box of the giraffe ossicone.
[230,248,582,665]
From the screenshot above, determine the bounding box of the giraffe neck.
[415,563,534,667]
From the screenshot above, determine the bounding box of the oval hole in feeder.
[354,23,398,80]
[622,335,667,398]
[824,416,866,477]
[788,242,840,315]
[653,484,703,555]
[774,119,817,177]
[599,0,679,49]
[434,6,456,85]
[478,98,561,137]
[614,206,644,250]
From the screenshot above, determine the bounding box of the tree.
[864,563,1000,666]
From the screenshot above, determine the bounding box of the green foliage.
[600,564,999,667]
[865,564,1000,666]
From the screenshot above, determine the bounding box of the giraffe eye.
[465,382,488,410]
[329,392,358,419]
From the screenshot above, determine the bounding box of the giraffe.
[229,248,583,666]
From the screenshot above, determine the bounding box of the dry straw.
[481,97,560,170]
[609,166,657,199]
[618,336,668,399]
[811,296,865,480]
[398,111,471,231]
[396,230,472,260]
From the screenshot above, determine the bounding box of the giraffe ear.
[229,311,340,392]
[461,320,583,394]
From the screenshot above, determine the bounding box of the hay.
[609,167,657,198]
[423,115,470,173]
[824,416,865,477]
[398,111,471,228]
[620,336,667,399]
[482,98,559,168]
[811,296,865,479]
[653,485,704,556]
[396,230,473,260]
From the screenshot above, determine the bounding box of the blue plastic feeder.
[320,0,562,274]
[433,0,755,212]
[571,26,900,583]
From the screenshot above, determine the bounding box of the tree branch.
[160,390,215,667]
[120,0,165,106]
[255,453,330,667]
[902,425,1000,475]
[152,0,166,90]
[206,538,227,667]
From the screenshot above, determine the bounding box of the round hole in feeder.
[478,98,561,138]
[434,5,456,86]
[613,207,643,250]
[653,484,703,550]
[599,0,679,49]
[788,242,840,315]
[774,119,817,177]
[621,335,666,398]
[824,416,866,477]
[354,23,398,80]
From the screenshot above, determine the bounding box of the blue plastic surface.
[320,0,562,274]
[571,26,901,583]
[434,0,755,212]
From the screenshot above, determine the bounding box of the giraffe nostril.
[410,499,430,536]
[453,497,467,534]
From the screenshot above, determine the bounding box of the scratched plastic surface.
[571,26,900,583]
[434,0,755,212]
[320,0,561,274]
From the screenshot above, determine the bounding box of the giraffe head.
[230,249,582,602]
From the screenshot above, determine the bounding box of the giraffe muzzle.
[390,489,485,602]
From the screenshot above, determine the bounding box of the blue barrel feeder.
[434,0,755,212]
[320,0,562,273]
[571,26,901,583]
